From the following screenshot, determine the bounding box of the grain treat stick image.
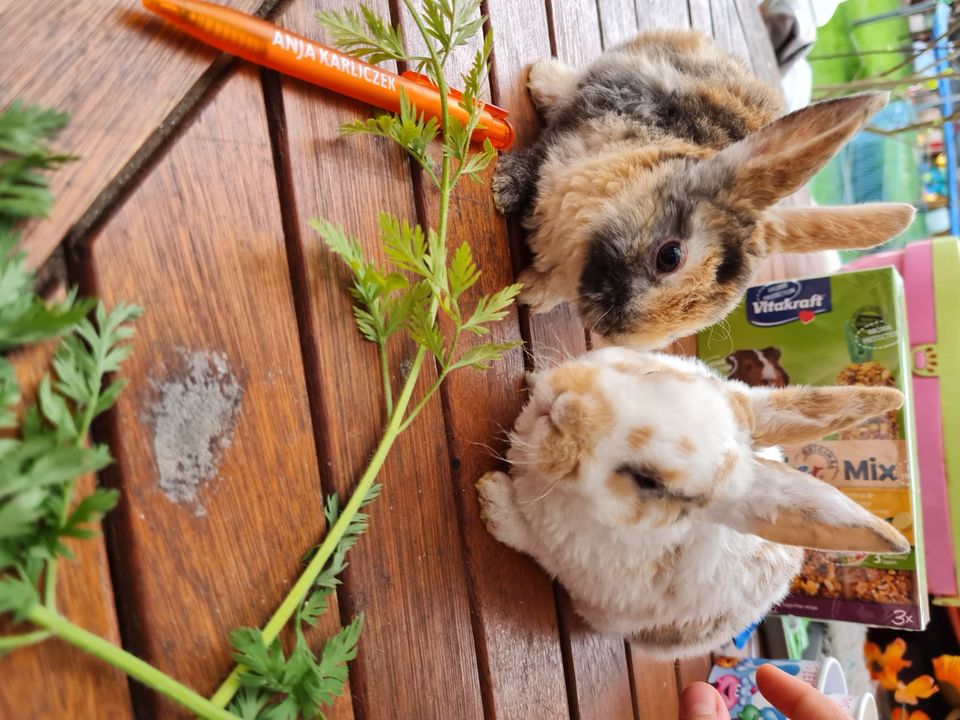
[836,361,900,439]
[495,30,914,348]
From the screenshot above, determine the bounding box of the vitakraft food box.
[697,267,929,630]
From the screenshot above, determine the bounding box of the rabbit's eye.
[618,464,662,492]
[655,241,683,274]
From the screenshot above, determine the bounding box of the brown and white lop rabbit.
[493,30,915,348]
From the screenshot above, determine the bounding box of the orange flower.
[895,675,939,705]
[934,655,960,708]
[865,638,913,690]
[935,655,960,687]
[891,710,931,720]
[890,708,930,720]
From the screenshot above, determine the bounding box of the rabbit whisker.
[467,440,511,464]
[517,475,565,506]
[589,305,615,336]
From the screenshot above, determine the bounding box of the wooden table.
[0,1,784,717]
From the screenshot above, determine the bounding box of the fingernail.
[680,681,721,719]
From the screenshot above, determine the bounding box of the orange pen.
[142,0,514,150]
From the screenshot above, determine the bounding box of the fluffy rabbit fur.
[494,30,915,348]
[477,347,910,659]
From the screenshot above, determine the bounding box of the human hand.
[680,664,852,719]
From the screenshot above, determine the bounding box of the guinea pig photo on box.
[476,348,909,659]
[494,30,914,348]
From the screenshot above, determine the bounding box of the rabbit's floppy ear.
[744,384,903,446]
[709,92,888,210]
[710,459,909,553]
[761,204,915,254]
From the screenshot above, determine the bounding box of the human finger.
[756,664,851,719]
[680,681,731,720]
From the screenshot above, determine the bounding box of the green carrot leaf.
[380,213,429,277]
[314,614,364,707]
[231,628,286,687]
[230,687,272,720]
[0,357,20,428]
[462,284,522,334]
[448,242,479,299]
[310,219,365,273]
[315,5,409,66]
[61,488,119,540]
[448,340,523,372]
[0,575,37,622]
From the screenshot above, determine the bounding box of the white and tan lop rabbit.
[477,347,909,658]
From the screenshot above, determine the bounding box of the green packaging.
[697,267,929,630]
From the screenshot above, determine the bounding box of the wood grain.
[0,0,271,270]
[277,1,485,718]
[686,0,713,34]
[0,323,133,720]
[537,5,640,719]
[721,0,753,66]
[635,0,691,30]
[550,0,603,67]
[558,592,635,720]
[676,655,713,692]
[76,66,336,717]
[598,0,640,46]
[708,0,741,59]
[733,0,780,87]
[422,1,571,717]
[629,643,681,720]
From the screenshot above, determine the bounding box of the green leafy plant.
[0,100,72,230]
[222,483,381,719]
[208,0,520,716]
[0,101,92,349]
[0,102,133,641]
[0,102,239,720]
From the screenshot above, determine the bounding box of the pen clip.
[400,71,510,120]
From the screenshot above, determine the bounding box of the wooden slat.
[77,66,337,717]
[558,593,635,720]
[634,0,690,30]
[277,2,485,718]
[597,0,639,47]
[629,643,681,720]
[550,0,603,67]
[676,656,713,693]
[722,0,753,66]
[535,5,637,719]
[421,0,572,717]
[733,0,781,88]
[687,0,713,35]
[0,0,269,270]
[708,0,740,59]
[0,328,134,720]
